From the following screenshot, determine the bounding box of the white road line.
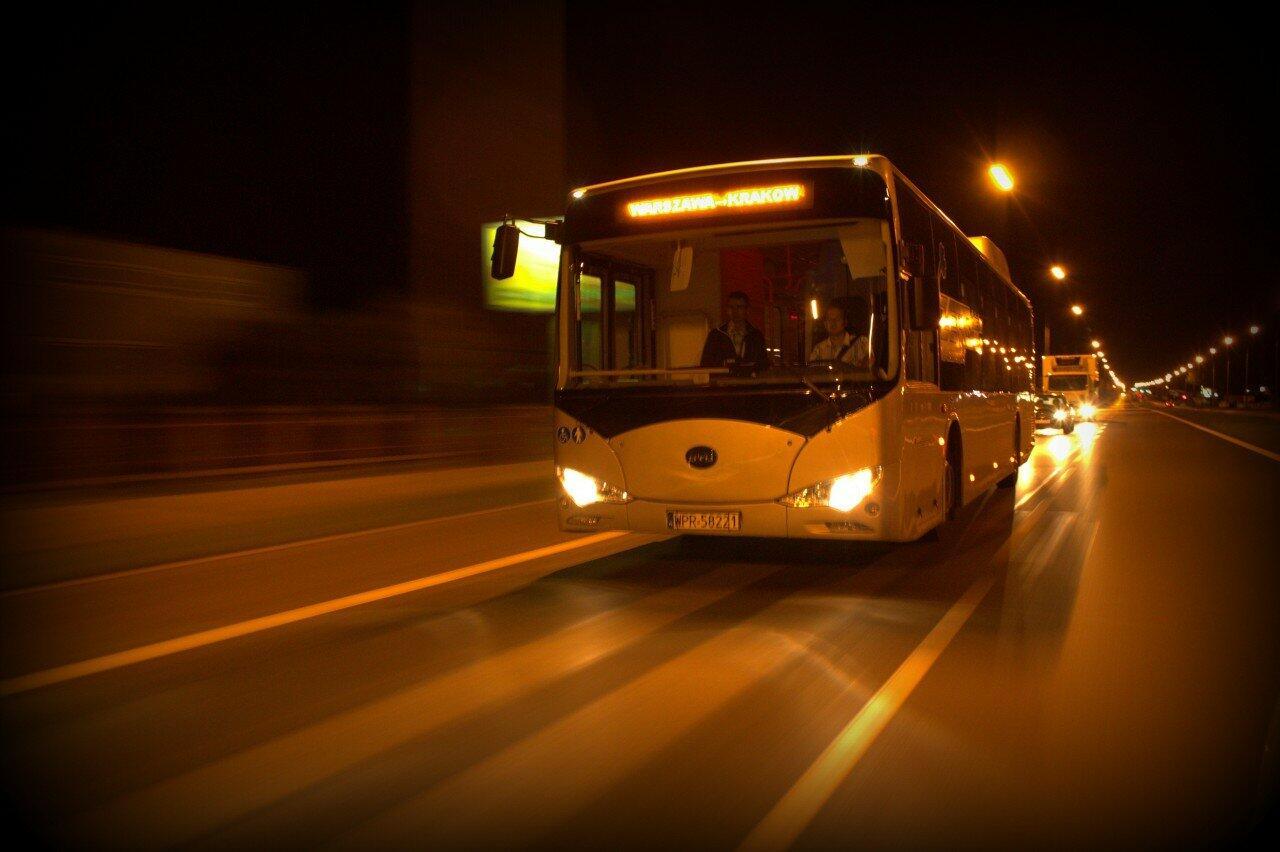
[0,530,635,697]
[1147,408,1280,462]
[737,572,996,852]
[2,498,557,598]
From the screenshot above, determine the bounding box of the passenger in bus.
[699,290,768,368]
[808,300,870,366]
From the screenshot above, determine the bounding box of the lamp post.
[1223,336,1235,404]
[1245,324,1260,402]
[1208,346,1218,400]
[1043,267,1064,356]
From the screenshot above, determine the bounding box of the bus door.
[576,255,655,374]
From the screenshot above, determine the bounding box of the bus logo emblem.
[686,446,717,468]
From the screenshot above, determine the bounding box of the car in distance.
[1033,392,1076,434]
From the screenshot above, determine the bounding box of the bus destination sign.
[624,183,811,220]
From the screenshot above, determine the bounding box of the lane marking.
[1147,408,1280,462]
[2,498,557,598]
[334,563,929,847]
[738,571,996,852]
[0,530,635,697]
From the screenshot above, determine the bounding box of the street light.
[1223,336,1234,402]
[988,163,1015,192]
[1091,339,1100,349]
[1071,304,1084,316]
[1245,324,1261,399]
[1049,265,1067,281]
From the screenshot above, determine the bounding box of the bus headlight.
[1052,408,1069,422]
[778,467,880,512]
[1078,403,1097,419]
[557,466,631,507]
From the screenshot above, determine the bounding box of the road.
[3,400,1279,848]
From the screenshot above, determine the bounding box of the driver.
[808,301,869,366]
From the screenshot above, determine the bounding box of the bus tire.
[997,418,1019,488]
[944,426,962,520]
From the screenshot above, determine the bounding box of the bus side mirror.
[491,222,520,280]
[910,275,941,330]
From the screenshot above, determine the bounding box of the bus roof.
[569,154,1031,307]
[569,155,882,197]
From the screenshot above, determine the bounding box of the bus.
[1041,353,1099,419]
[493,155,1036,541]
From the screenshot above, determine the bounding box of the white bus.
[1042,353,1099,419]
[494,155,1035,541]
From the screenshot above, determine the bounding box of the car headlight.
[1078,403,1097,418]
[1052,408,1068,421]
[778,467,880,511]
[557,466,631,507]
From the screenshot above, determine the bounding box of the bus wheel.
[997,419,1020,488]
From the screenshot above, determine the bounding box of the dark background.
[5,2,1276,385]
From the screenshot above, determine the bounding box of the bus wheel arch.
[943,421,963,520]
[997,416,1020,488]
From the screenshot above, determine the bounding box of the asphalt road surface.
[3,400,1279,848]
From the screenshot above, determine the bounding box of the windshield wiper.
[776,364,843,429]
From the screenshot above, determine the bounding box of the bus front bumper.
[559,497,893,540]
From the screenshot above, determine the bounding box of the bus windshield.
[565,220,895,388]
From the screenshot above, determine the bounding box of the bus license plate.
[667,511,741,532]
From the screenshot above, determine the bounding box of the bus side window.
[897,188,936,384]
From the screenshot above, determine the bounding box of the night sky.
[567,5,1277,384]
[7,4,1275,384]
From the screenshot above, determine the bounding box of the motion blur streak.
[1,531,631,696]
[76,562,781,847]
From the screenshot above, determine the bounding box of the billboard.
[480,220,560,313]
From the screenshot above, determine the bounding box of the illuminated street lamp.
[1091,339,1100,349]
[988,163,1015,192]
[1071,304,1084,316]
[1049,265,1067,281]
